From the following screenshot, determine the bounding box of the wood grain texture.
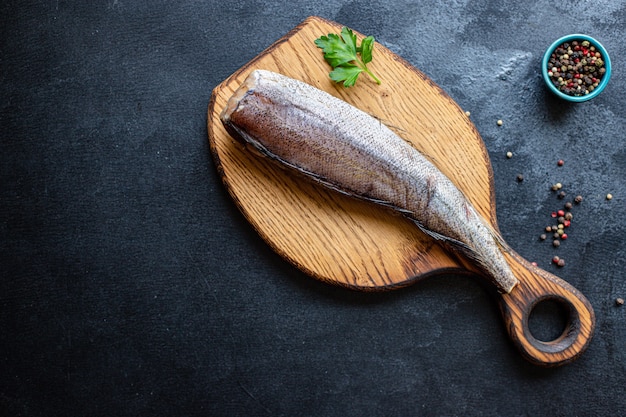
[208,16,488,289]
[207,16,594,366]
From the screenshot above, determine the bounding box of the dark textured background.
[2,1,625,416]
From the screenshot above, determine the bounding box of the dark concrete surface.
[1,1,625,416]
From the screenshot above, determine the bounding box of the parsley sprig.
[314,27,381,87]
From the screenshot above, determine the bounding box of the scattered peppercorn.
[465,111,471,117]
[547,39,607,96]
[516,174,524,182]
[606,193,613,200]
[534,172,585,266]
[506,151,513,159]
[616,298,625,306]
[557,258,565,267]
[557,159,564,166]
[497,119,503,126]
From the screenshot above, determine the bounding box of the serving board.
[208,16,594,366]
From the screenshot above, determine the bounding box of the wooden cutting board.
[207,16,594,366]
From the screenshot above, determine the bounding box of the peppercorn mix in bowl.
[542,34,611,102]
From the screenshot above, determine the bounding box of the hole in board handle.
[528,298,570,342]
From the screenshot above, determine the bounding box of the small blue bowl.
[542,34,611,102]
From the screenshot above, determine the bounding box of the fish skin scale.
[221,69,518,293]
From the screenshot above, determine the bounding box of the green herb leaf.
[360,36,374,64]
[340,27,358,55]
[329,65,363,87]
[315,27,381,87]
[314,34,353,67]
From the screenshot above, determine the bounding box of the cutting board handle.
[498,254,595,366]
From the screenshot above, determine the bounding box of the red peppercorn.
[564,220,571,227]
[561,233,568,240]
[551,212,557,218]
[557,209,565,217]
[557,159,564,166]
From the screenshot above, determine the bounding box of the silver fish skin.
[220,69,518,293]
